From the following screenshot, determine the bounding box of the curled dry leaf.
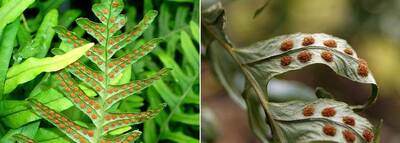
[203,2,378,109]
[202,2,380,143]
[269,99,374,143]
[234,33,378,109]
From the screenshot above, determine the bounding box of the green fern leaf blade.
[41,0,168,142]
[53,26,106,68]
[78,15,127,39]
[106,11,158,59]
[13,134,37,143]
[102,104,165,134]
[105,68,170,109]
[101,130,141,143]
[107,38,163,75]
[92,0,124,26]
[66,61,105,90]
[30,99,93,142]
[53,26,90,49]
[76,18,108,44]
[54,71,102,121]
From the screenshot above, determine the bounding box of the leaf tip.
[147,10,158,17]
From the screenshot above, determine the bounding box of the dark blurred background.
[202,0,400,142]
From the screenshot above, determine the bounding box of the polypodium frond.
[30,0,169,142]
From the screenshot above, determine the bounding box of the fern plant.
[18,0,169,142]
[203,2,380,143]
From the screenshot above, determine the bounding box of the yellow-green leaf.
[4,43,94,94]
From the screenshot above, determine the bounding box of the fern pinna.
[28,0,169,142]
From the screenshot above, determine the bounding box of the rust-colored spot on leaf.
[321,107,336,117]
[297,51,312,63]
[358,60,369,77]
[105,115,111,121]
[79,137,87,143]
[110,17,116,23]
[73,97,80,103]
[303,105,314,116]
[73,134,79,139]
[102,9,109,14]
[98,76,104,81]
[94,104,101,110]
[363,129,374,142]
[127,135,135,141]
[80,103,86,109]
[120,63,126,68]
[107,63,113,68]
[107,89,113,94]
[321,51,333,62]
[123,120,129,124]
[323,124,336,136]
[95,86,102,92]
[302,36,315,46]
[112,2,120,8]
[91,114,97,119]
[65,87,71,92]
[87,130,94,137]
[280,56,292,66]
[323,39,337,48]
[106,99,113,104]
[120,19,126,25]
[66,127,72,133]
[280,39,293,51]
[343,130,356,143]
[342,116,355,126]
[344,48,353,55]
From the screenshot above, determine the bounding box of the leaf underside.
[235,33,377,109]
[13,133,37,143]
[28,0,169,142]
[269,99,374,143]
[202,2,379,143]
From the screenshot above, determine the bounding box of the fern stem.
[202,22,286,142]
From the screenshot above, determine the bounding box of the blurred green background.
[202,0,400,142]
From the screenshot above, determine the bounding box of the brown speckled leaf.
[269,99,374,143]
[235,33,378,109]
[30,0,169,142]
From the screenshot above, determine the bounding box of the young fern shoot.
[27,0,170,142]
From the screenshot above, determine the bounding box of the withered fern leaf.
[25,0,170,142]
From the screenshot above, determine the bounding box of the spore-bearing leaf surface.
[28,0,169,142]
[269,99,374,143]
[235,33,378,109]
[203,2,380,143]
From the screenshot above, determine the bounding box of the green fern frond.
[29,0,169,142]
